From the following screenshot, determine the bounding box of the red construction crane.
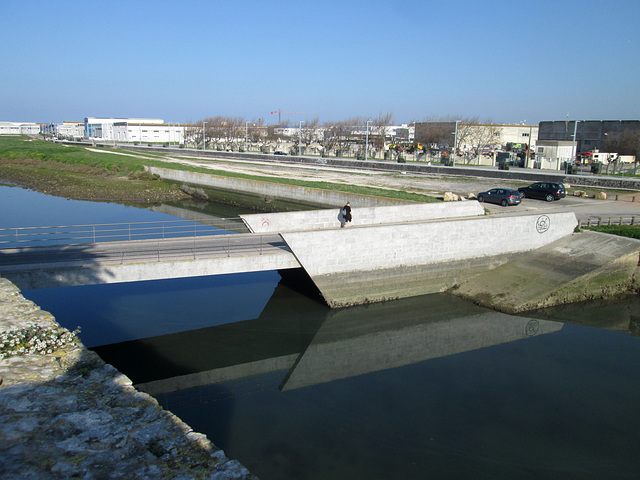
[270,109,318,125]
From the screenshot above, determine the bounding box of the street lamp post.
[526,125,532,168]
[452,120,460,166]
[245,121,249,153]
[202,122,207,151]
[570,120,579,169]
[365,119,371,161]
[299,121,305,156]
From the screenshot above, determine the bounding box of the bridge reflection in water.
[89,279,640,480]
[93,279,562,398]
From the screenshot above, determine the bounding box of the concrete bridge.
[0,232,300,290]
[1,201,638,312]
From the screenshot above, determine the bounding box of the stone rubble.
[0,277,258,480]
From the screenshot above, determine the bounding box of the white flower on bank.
[0,325,81,359]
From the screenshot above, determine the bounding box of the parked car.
[518,182,566,202]
[274,151,287,156]
[477,188,522,206]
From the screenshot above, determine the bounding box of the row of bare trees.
[416,116,503,157]
[182,113,508,162]
[184,113,398,155]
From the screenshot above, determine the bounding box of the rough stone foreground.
[0,277,258,480]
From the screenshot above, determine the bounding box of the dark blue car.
[477,188,522,206]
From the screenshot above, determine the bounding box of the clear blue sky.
[2,0,638,126]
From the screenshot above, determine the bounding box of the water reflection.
[125,288,639,480]
[523,294,640,337]
[94,287,563,396]
[25,271,282,347]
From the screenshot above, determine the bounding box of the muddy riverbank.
[0,159,190,204]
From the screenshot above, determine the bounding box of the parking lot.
[482,191,640,224]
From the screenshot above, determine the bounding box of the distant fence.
[0,218,249,249]
[577,217,638,228]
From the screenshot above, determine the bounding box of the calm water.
[3,185,640,480]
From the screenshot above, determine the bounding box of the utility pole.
[299,121,304,156]
[365,119,371,161]
[526,125,532,168]
[571,120,578,168]
[202,122,207,151]
[452,121,459,166]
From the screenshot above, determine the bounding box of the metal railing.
[0,218,249,249]
[0,234,291,268]
[578,216,638,228]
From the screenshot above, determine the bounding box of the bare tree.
[301,116,320,152]
[183,120,204,148]
[323,117,363,157]
[370,112,394,154]
[465,121,503,157]
[603,128,640,174]
[414,116,458,147]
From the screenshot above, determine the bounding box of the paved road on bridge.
[0,233,289,271]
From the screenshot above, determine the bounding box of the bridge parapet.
[241,201,484,233]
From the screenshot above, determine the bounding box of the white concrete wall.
[147,166,412,208]
[282,212,578,276]
[241,201,485,233]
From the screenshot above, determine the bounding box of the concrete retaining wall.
[241,201,485,233]
[283,212,577,276]
[451,231,640,313]
[282,212,578,306]
[132,146,640,191]
[146,166,412,208]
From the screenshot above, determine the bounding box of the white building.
[535,140,574,170]
[0,121,41,135]
[113,122,185,144]
[458,124,538,150]
[84,117,185,144]
[499,124,538,148]
[57,121,85,139]
[85,117,164,140]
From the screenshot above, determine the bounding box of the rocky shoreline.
[0,277,257,479]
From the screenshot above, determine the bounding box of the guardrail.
[578,217,638,228]
[0,218,249,249]
[0,234,290,268]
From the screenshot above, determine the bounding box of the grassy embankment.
[582,225,640,240]
[0,136,438,204]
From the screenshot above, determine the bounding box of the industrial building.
[535,120,640,168]
[84,117,185,145]
[414,122,538,152]
[0,121,41,135]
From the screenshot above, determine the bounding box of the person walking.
[342,202,352,227]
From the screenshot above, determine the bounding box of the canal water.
[3,184,640,480]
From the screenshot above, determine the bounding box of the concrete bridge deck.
[0,233,300,290]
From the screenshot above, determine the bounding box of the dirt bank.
[0,159,191,204]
